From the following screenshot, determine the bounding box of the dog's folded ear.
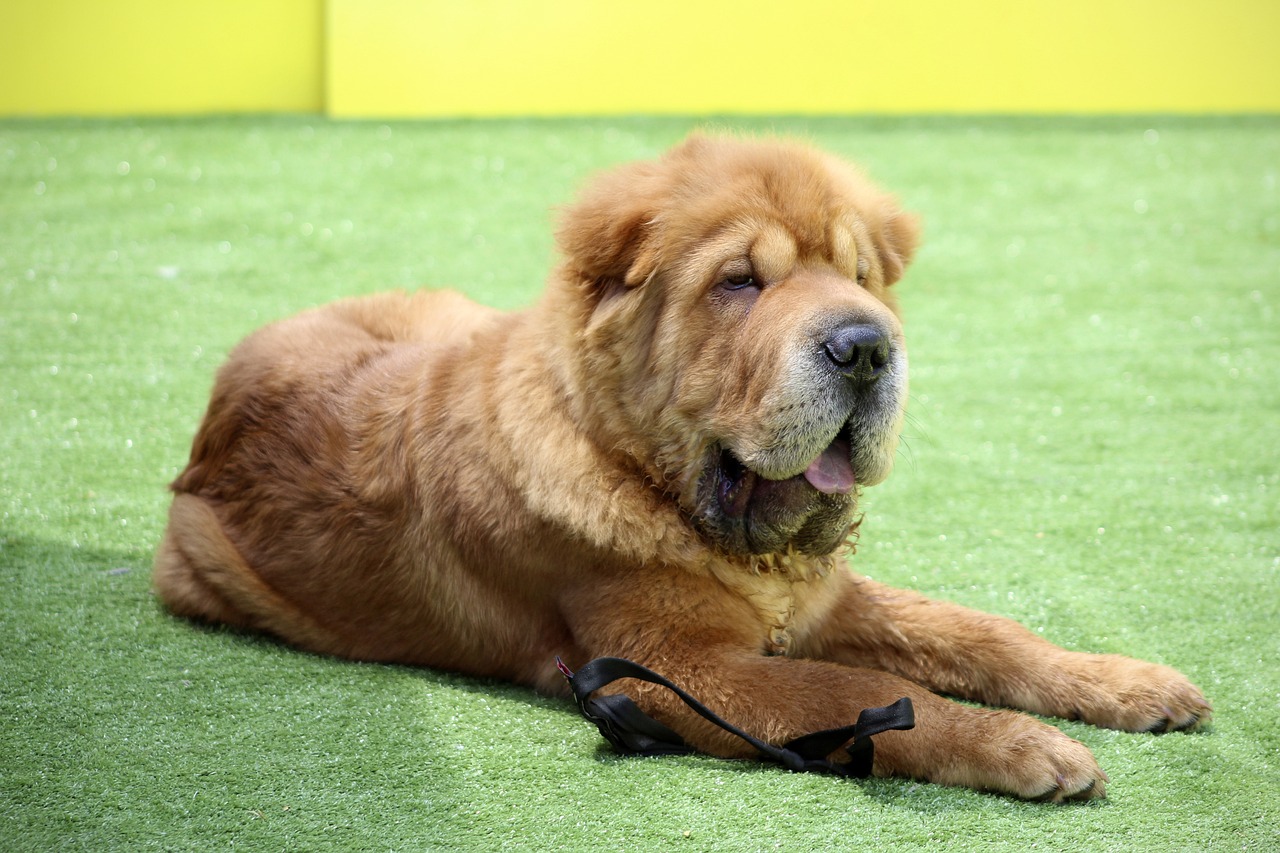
[556,160,667,297]
[874,206,921,287]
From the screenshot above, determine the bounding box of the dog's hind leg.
[153,494,344,654]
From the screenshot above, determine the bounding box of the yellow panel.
[2,0,1276,116]
[328,0,1280,116]
[0,0,323,116]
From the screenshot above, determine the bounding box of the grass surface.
[2,116,1277,850]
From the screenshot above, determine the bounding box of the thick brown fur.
[155,135,1209,801]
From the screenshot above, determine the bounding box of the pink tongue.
[803,436,855,495]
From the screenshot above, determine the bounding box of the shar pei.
[155,135,1209,801]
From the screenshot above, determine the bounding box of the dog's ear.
[873,203,920,287]
[556,161,667,296]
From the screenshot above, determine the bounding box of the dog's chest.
[711,554,838,655]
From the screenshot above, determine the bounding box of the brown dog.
[155,135,1209,801]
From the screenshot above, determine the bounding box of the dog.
[154,135,1209,800]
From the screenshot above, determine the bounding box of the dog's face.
[555,136,919,558]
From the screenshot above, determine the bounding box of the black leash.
[557,656,914,778]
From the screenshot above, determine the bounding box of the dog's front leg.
[561,570,1107,801]
[797,573,1210,733]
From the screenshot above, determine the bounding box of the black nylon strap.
[557,656,914,778]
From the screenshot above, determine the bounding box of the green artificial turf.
[2,115,1277,850]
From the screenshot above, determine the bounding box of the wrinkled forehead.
[663,158,872,281]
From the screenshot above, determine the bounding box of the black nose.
[823,323,890,382]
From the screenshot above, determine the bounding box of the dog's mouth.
[700,425,858,557]
[717,428,855,518]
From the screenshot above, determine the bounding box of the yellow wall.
[326,0,1280,117]
[0,0,323,116]
[2,0,1277,117]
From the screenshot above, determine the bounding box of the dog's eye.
[856,257,870,286]
[721,274,757,291]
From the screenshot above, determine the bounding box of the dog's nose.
[823,323,890,382]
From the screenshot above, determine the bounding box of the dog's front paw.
[1068,654,1212,733]
[969,710,1108,802]
[877,706,1107,802]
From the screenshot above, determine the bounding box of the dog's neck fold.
[707,550,842,655]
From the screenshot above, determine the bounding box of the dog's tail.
[153,493,344,655]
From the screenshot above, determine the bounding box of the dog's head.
[553,135,919,558]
